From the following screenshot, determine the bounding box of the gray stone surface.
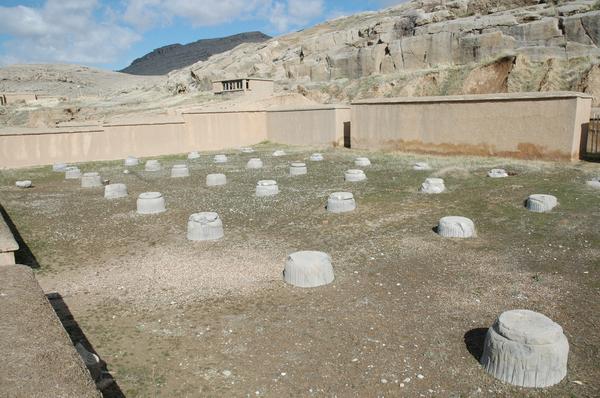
[214,154,228,163]
[586,177,600,189]
[310,153,324,161]
[420,177,445,193]
[104,183,128,199]
[488,169,509,178]
[124,156,139,166]
[246,158,263,169]
[273,150,286,157]
[206,173,227,186]
[187,212,224,241]
[145,159,161,172]
[345,169,366,182]
[354,157,371,167]
[188,151,200,160]
[137,192,166,214]
[15,180,32,188]
[283,251,334,288]
[241,147,255,153]
[526,194,557,212]
[327,192,356,213]
[171,164,190,178]
[0,209,19,266]
[52,163,68,172]
[81,172,102,188]
[290,162,307,176]
[75,343,102,382]
[413,162,431,171]
[437,216,475,238]
[480,309,569,388]
[256,180,279,197]
[65,166,81,179]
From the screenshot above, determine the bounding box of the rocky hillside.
[167,0,600,105]
[120,32,271,75]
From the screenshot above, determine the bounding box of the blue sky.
[0,0,403,71]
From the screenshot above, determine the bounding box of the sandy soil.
[0,146,599,397]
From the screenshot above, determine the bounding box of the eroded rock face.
[166,0,600,104]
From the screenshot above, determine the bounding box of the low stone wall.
[351,92,593,161]
[0,209,18,266]
[0,264,101,397]
[267,105,351,147]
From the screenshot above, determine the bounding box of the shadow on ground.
[464,328,488,361]
[48,292,125,398]
[0,203,39,268]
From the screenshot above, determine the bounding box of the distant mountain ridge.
[120,31,271,76]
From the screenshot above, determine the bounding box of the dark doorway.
[582,114,600,161]
[343,121,351,148]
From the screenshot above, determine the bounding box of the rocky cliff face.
[120,32,271,76]
[167,0,600,105]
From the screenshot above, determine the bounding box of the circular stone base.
[413,162,431,171]
[488,168,508,178]
[273,150,286,157]
[187,212,224,241]
[206,173,227,186]
[283,251,334,288]
[53,163,68,172]
[240,147,254,153]
[145,160,161,172]
[355,157,371,167]
[214,154,228,163]
[104,183,128,199]
[137,192,166,214]
[171,164,190,178]
[290,162,307,176]
[65,167,81,179]
[256,180,279,196]
[246,158,263,169]
[81,172,102,188]
[188,151,200,160]
[586,178,600,189]
[124,156,139,166]
[345,169,366,182]
[327,192,355,213]
[420,177,445,194]
[526,194,558,212]
[310,153,324,161]
[437,216,475,238]
[480,309,569,388]
[15,180,32,188]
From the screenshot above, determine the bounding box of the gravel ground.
[0,145,599,397]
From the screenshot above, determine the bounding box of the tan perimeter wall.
[351,92,593,161]
[267,106,351,147]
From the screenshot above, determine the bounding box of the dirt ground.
[0,145,599,397]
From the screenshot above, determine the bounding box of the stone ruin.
[413,162,431,171]
[354,157,371,167]
[104,183,127,199]
[136,192,166,214]
[64,166,81,180]
[81,172,102,188]
[187,212,224,241]
[256,180,279,197]
[246,158,263,169]
[290,162,307,176]
[171,164,190,178]
[214,154,228,163]
[145,160,161,172]
[124,156,139,166]
[53,163,68,172]
[437,216,475,238]
[15,180,32,188]
[488,169,508,178]
[526,194,558,213]
[327,192,355,213]
[480,309,568,388]
[586,177,600,189]
[344,169,366,182]
[188,151,200,160]
[420,177,445,194]
[272,150,286,157]
[206,173,227,186]
[240,147,254,153]
[283,251,334,288]
[310,153,324,161]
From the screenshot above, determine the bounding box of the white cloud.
[269,0,323,32]
[0,0,140,66]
